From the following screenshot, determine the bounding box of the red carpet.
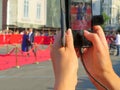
[0,45,51,70]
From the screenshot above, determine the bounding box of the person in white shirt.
[115,31,120,56]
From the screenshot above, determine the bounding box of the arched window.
[24,0,29,17]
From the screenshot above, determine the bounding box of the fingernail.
[84,30,90,35]
[67,28,72,36]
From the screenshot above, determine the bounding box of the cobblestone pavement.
[0,45,120,90]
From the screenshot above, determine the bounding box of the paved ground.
[0,55,120,90]
[0,45,120,90]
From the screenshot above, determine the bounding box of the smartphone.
[60,0,104,47]
[60,0,66,47]
[68,0,93,47]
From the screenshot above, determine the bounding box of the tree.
[101,12,110,29]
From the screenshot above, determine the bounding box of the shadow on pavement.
[112,60,120,77]
[47,87,54,90]
[76,77,95,90]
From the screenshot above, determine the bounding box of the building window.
[24,0,29,17]
[36,4,41,19]
[92,3,96,15]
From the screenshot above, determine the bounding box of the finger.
[75,48,80,57]
[84,30,103,49]
[65,29,74,49]
[93,25,109,50]
[50,45,57,79]
[53,31,61,49]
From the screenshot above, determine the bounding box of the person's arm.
[32,33,34,43]
[50,29,78,90]
[83,26,120,90]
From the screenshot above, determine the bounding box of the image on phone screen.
[69,0,92,47]
[70,0,92,31]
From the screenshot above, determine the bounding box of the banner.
[0,34,54,45]
[0,45,51,70]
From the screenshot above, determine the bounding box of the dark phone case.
[60,0,66,47]
[60,0,104,47]
[65,0,93,48]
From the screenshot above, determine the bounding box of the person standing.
[77,2,83,20]
[28,28,34,49]
[27,28,36,56]
[21,29,29,52]
[115,30,120,56]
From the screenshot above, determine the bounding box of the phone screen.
[70,0,92,31]
[69,0,92,47]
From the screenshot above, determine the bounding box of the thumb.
[65,29,74,48]
[84,30,102,47]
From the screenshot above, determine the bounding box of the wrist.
[54,76,77,90]
[95,70,120,90]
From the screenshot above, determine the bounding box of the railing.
[0,34,54,71]
[0,34,54,45]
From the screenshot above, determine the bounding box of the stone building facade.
[1,0,119,31]
[0,0,47,30]
[7,0,47,29]
[102,0,120,30]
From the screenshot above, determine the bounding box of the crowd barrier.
[0,44,51,70]
[0,34,54,70]
[0,34,54,45]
